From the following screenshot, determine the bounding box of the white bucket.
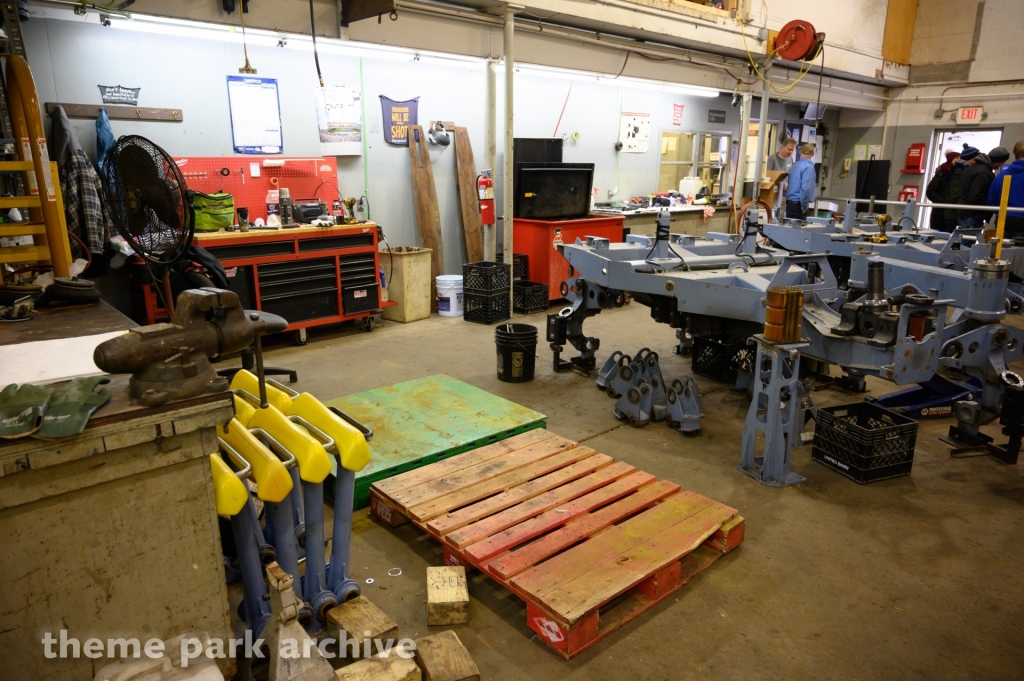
[436,275,464,317]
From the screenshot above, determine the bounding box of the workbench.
[0,304,234,680]
[595,205,734,237]
[193,223,394,341]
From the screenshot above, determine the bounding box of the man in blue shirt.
[784,144,817,221]
[989,140,1024,237]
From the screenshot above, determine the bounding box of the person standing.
[944,149,972,230]
[767,138,797,216]
[784,144,816,221]
[925,150,960,232]
[958,144,1000,227]
[988,141,1024,237]
[767,138,797,172]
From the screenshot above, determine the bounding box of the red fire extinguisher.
[477,170,495,226]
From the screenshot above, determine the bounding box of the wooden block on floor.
[335,653,422,681]
[413,630,480,681]
[427,566,469,625]
[326,595,399,657]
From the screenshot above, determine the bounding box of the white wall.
[968,0,1024,83]
[26,0,905,90]
[25,15,797,272]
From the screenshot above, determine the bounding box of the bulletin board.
[173,156,340,222]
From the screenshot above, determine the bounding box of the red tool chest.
[512,215,626,301]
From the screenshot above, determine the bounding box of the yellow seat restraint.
[289,392,371,472]
[217,417,293,503]
[231,370,293,412]
[209,453,250,516]
[231,370,371,473]
[247,402,333,484]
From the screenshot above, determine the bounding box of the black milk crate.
[513,281,548,314]
[463,261,512,292]
[812,402,918,483]
[496,253,529,281]
[692,334,753,383]
[464,289,510,324]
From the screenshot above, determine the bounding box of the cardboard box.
[758,170,788,207]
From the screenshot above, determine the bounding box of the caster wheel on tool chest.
[293,328,308,346]
[363,316,375,332]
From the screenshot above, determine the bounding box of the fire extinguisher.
[477,170,495,226]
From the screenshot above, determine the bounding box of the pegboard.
[172,155,340,222]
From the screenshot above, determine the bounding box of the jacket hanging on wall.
[51,105,115,257]
[96,108,116,174]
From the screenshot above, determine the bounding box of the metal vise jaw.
[613,379,653,427]
[94,288,265,406]
[666,377,704,433]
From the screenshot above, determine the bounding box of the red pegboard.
[172,156,340,222]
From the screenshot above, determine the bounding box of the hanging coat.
[51,105,115,257]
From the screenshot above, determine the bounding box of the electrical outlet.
[843,158,852,172]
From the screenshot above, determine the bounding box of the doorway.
[922,128,1003,227]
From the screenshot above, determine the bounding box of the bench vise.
[94,288,266,406]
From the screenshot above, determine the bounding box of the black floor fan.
[102,135,194,317]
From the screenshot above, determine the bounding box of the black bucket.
[494,323,538,383]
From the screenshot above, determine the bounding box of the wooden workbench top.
[0,375,233,481]
[0,300,136,346]
[192,221,377,244]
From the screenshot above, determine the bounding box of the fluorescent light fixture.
[515,63,720,98]
[32,1,714,90]
[39,4,485,68]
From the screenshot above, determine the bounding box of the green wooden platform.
[324,374,546,508]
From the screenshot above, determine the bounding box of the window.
[658,131,732,195]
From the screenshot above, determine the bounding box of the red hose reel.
[773,20,825,61]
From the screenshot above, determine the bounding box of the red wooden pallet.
[369,429,744,659]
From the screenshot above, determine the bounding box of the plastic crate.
[513,281,548,314]
[464,289,510,324]
[691,334,753,383]
[463,261,512,292]
[496,252,529,281]
[812,402,918,483]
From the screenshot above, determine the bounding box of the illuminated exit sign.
[956,107,985,124]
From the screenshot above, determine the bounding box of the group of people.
[926,141,1024,236]
[765,136,1024,235]
[763,137,820,221]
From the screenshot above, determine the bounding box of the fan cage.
[102,134,194,265]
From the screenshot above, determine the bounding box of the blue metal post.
[327,467,360,603]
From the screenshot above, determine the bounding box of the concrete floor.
[254,303,1024,680]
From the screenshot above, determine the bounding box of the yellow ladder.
[0,159,72,269]
[1,54,73,277]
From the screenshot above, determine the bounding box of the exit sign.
[956,107,985,124]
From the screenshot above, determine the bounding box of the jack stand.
[739,335,809,487]
[550,343,592,376]
[613,379,653,427]
[942,400,994,456]
[264,562,335,681]
[666,377,704,433]
[835,372,868,392]
[327,467,361,604]
[987,371,1024,464]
